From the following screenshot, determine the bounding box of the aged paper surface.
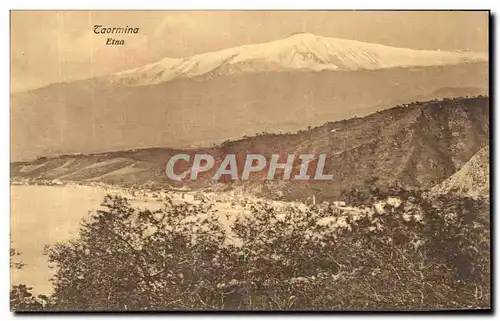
[10,10,490,311]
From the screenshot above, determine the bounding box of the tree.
[33,190,490,311]
[10,244,50,311]
[10,246,25,270]
[45,195,232,310]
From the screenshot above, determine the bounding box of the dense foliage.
[11,189,490,311]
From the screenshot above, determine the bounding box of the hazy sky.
[11,10,489,93]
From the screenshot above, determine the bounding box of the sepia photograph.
[9,10,490,311]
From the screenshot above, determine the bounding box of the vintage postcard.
[10,10,490,311]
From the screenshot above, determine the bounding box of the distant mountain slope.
[110,33,486,86]
[11,33,488,161]
[12,97,490,202]
[431,146,490,199]
[11,62,488,161]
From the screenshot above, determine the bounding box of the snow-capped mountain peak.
[110,33,487,86]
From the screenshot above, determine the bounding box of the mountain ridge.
[11,96,490,202]
[109,33,487,86]
[11,62,488,161]
[11,33,488,161]
[432,145,490,199]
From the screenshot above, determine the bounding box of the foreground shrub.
[14,189,489,311]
